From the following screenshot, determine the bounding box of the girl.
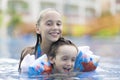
[18,8,63,72]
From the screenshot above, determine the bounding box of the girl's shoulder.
[18,46,35,72]
[21,46,35,59]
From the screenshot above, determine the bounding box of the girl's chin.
[50,34,60,39]
[50,37,60,42]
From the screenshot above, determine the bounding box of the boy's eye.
[72,58,76,62]
[63,58,67,61]
[62,56,68,61]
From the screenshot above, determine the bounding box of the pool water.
[0,57,120,80]
[0,36,120,80]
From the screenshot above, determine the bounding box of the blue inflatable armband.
[74,51,100,72]
[28,54,52,76]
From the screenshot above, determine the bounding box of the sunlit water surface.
[0,57,120,80]
[0,36,120,80]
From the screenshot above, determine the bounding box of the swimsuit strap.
[36,44,42,59]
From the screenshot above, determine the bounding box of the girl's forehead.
[42,11,62,21]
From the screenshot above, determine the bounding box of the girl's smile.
[49,31,61,38]
[39,11,62,43]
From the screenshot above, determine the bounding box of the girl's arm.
[18,47,35,73]
[18,48,52,76]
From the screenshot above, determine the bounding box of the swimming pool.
[0,36,120,80]
[0,57,120,80]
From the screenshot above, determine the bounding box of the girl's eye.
[46,20,53,26]
[56,22,62,26]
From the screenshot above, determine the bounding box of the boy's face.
[51,45,78,73]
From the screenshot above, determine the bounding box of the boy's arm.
[28,54,52,76]
[74,46,100,72]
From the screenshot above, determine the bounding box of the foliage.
[87,11,120,37]
[96,27,119,37]
[8,13,22,27]
[7,0,29,27]
[62,24,86,36]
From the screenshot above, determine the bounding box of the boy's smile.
[51,45,78,73]
[63,66,72,73]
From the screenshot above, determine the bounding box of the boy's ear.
[49,57,55,64]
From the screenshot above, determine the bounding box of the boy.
[28,37,78,76]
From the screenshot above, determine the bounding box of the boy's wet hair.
[47,37,78,58]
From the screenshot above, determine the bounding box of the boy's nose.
[67,61,73,66]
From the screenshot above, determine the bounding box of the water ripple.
[0,58,120,80]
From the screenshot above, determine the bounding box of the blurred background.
[0,0,120,59]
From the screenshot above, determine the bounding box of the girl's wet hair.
[36,8,59,27]
[34,8,60,55]
[34,33,41,55]
[47,37,78,58]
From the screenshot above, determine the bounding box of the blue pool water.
[0,36,120,80]
[0,57,120,80]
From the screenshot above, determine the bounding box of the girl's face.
[38,11,62,43]
[51,45,78,73]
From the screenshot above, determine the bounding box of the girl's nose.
[53,24,58,29]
